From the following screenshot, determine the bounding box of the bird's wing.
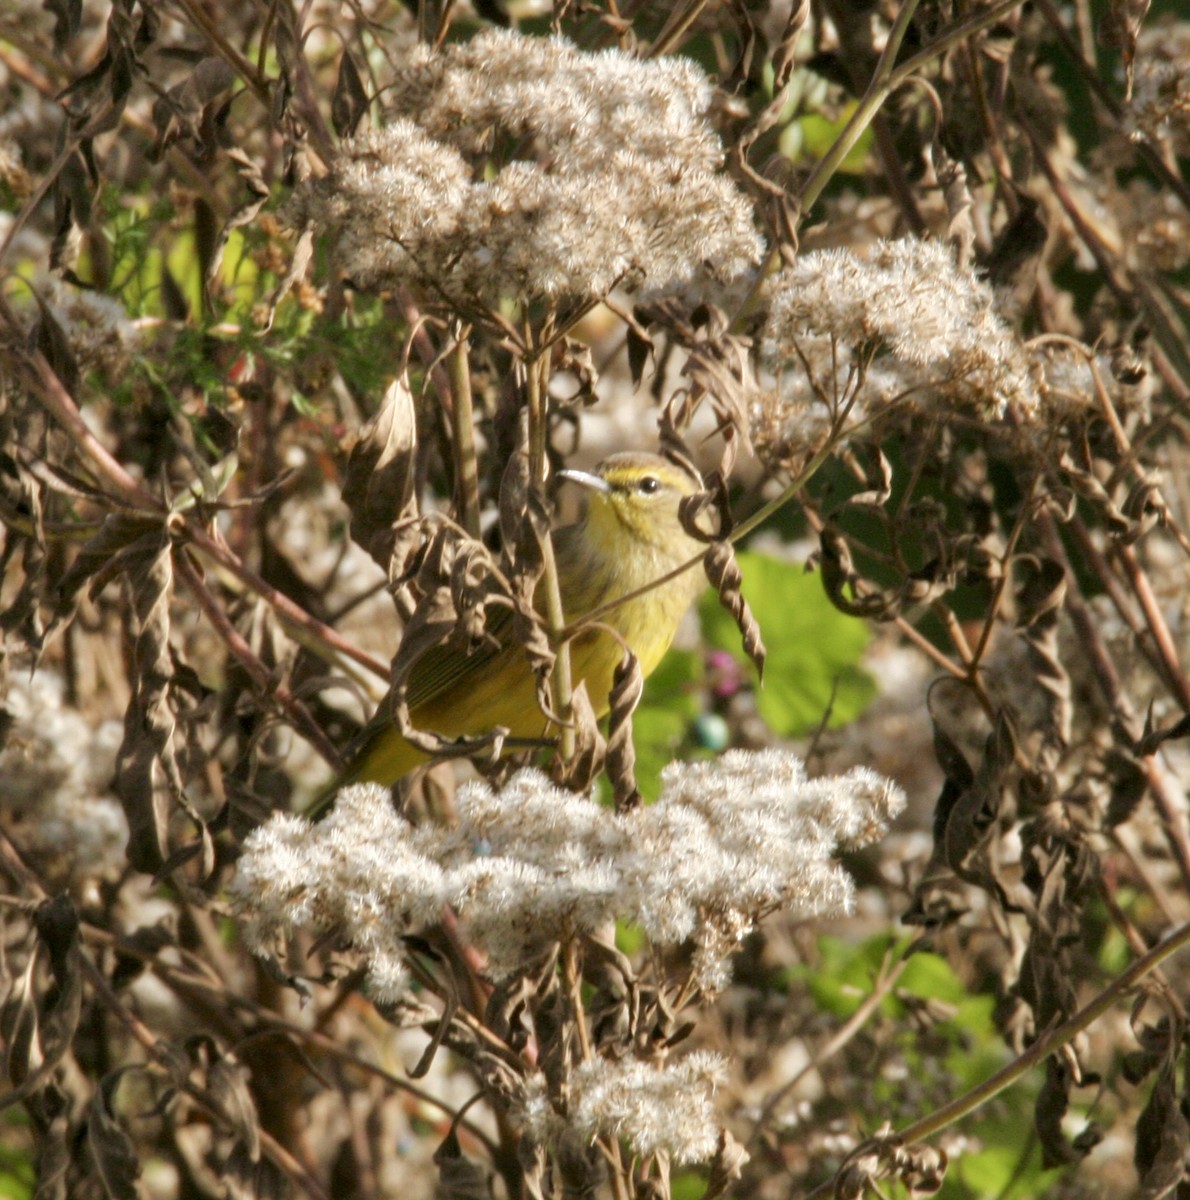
[400,601,520,711]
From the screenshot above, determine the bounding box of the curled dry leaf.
[834,1128,948,1200]
[1135,1064,1190,1199]
[551,680,606,794]
[1,896,84,1114]
[87,1069,141,1200]
[206,148,271,308]
[150,56,236,158]
[112,530,187,874]
[341,374,418,572]
[331,52,369,138]
[703,1129,751,1199]
[1015,556,1072,753]
[703,541,766,681]
[606,650,644,813]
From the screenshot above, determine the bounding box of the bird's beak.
[557,468,611,493]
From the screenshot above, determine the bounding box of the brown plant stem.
[1031,0,1190,217]
[7,331,390,685]
[449,325,482,540]
[1114,541,1190,713]
[797,0,925,216]
[749,947,908,1154]
[175,550,342,768]
[1037,512,1190,889]
[525,343,576,761]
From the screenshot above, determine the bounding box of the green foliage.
[700,550,875,736]
[789,937,1058,1200]
[786,102,875,172]
[0,1113,33,1200]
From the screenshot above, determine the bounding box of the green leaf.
[700,550,874,736]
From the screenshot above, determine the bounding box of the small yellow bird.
[331,452,707,792]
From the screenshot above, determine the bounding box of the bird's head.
[558,452,704,556]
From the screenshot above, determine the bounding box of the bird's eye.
[637,476,660,495]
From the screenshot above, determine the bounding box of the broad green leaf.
[700,550,874,736]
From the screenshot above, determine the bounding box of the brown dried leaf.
[906,707,1015,927]
[1014,557,1067,628]
[87,1069,141,1200]
[1057,450,1131,537]
[499,450,546,592]
[1098,0,1152,98]
[1135,1067,1187,1199]
[626,321,655,390]
[342,374,418,571]
[1135,712,1190,758]
[149,56,236,157]
[518,1133,549,1200]
[1035,1059,1085,1168]
[817,528,900,620]
[835,1130,948,1200]
[606,651,643,813]
[704,541,765,680]
[205,149,271,309]
[433,1110,493,1200]
[554,337,599,406]
[222,1140,290,1200]
[32,290,80,397]
[1016,556,1071,752]
[45,0,83,50]
[986,193,1047,296]
[935,145,976,269]
[331,52,369,138]
[844,445,893,510]
[35,1105,71,1200]
[551,680,606,793]
[113,531,187,874]
[703,1129,751,1200]
[207,1053,262,1163]
[772,0,811,90]
[677,468,729,545]
[258,226,313,335]
[0,897,84,1114]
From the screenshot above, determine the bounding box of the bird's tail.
[303,725,429,819]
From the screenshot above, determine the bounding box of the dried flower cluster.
[232,750,904,996]
[42,281,142,376]
[752,238,1037,467]
[1124,21,1190,148]
[519,1053,727,1165]
[0,670,127,894]
[285,29,761,303]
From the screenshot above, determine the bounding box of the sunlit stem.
[797,0,924,215]
[897,920,1190,1145]
[449,324,481,541]
[525,336,575,760]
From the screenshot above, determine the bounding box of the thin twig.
[174,550,343,768]
[797,0,926,215]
